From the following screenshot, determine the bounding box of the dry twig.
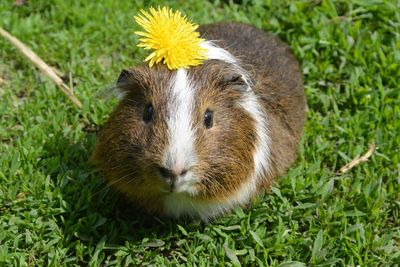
[338,143,376,174]
[0,27,82,108]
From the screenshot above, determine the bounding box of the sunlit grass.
[0,0,399,266]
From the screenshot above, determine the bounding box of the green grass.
[1,0,399,266]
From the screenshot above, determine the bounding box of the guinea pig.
[92,22,306,221]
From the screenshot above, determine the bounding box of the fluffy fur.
[92,22,306,220]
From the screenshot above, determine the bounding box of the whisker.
[93,170,142,196]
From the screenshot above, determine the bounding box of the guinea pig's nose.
[158,166,188,180]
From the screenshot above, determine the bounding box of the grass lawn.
[1,0,399,266]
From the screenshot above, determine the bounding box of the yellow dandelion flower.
[134,6,208,70]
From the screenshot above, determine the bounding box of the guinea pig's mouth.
[158,175,199,196]
[162,178,176,193]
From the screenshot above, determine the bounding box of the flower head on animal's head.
[134,6,208,70]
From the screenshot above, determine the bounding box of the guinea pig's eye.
[143,103,154,123]
[204,109,214,129]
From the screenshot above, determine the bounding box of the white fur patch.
[201,41,253,89]
[164,193,236,221]
[164,69,198,194]
[200,41,237,63]
[235,91,271,201]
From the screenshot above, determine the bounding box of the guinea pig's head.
[92,46,271,220]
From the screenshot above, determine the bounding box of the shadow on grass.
[40,129,201,249]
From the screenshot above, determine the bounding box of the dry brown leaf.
[338,143,376,174]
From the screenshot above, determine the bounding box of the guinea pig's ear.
[220,72,252,92]
[116,69,132,86]
[114,68,142,99]
[116,68,142,87]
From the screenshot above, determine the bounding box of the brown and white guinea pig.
[92,22,306,221]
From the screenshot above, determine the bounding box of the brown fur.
[92,22,306,218]
[199,22,306,185]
